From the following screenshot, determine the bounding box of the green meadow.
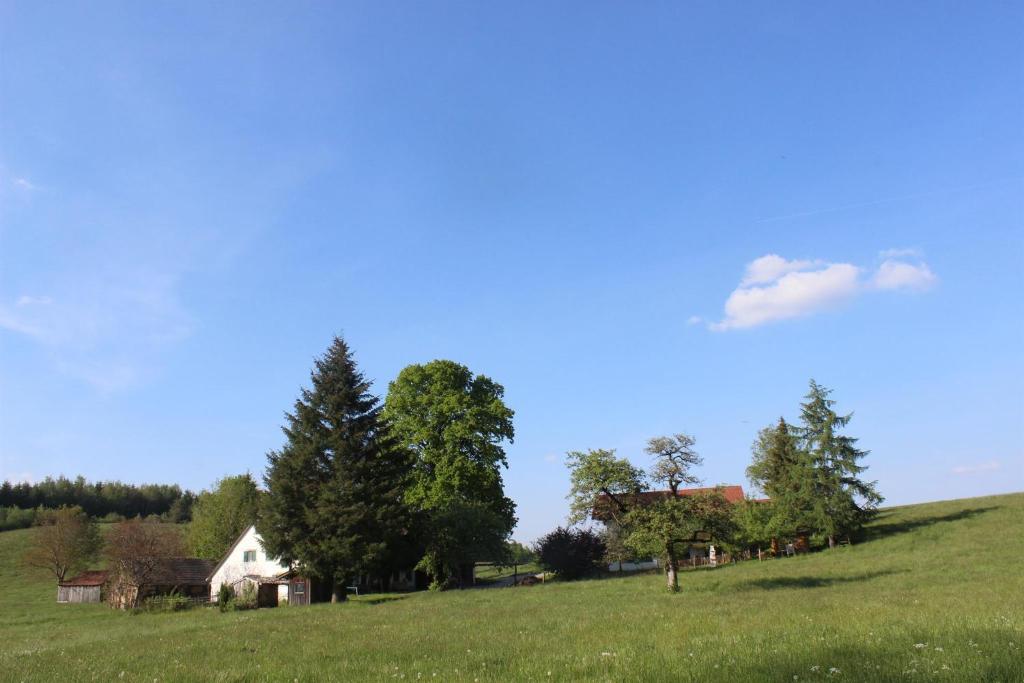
[1,493,1022,682]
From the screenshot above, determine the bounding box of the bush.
[0,506,37,531]
[218,582,258,612]
[217,583,236,612]
[535,527,606,580]
[235,582,258,610]
[139,592,193,613]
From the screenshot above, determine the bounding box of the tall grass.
[1,493,1021,681]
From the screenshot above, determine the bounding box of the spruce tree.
[796,380,882,547]
[260,336,415,601]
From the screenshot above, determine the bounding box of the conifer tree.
[796,380,882,547]
[260,336,415,601]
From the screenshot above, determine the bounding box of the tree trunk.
[665,546,679,592]
[828,535,836,549]
[331,583,347,603]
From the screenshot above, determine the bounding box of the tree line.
[539,380,881,591]
[0,476,195,529]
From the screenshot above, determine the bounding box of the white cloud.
[711,250,938,331]
[687,315,703,325]
[15,295,53,307]
[879,247,921,260]
[0,471,35,484]
[712,262,861,331]
[871,259,938,292]
[951,460,1001,475]
[740,254,821,286]
[12,177,37,191]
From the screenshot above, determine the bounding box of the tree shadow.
[863,506,996,542]
[740,569,902,591]
[350,594,410,605]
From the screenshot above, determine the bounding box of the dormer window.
[243,550,257,563]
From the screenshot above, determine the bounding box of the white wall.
[209,525,289,602]
[607,558,659,572]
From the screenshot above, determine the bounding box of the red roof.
[593,484,748,520]
[60,570,109,587]
[676,485,746,504]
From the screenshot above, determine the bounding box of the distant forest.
[0,476,194,531]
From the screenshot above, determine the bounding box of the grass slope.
[1,493,1022,682]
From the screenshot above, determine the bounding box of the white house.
[209,524,420,605]
[208,524,290,604]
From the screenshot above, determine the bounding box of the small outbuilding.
[58,570,109,604]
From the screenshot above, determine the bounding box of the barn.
[57,570,109,604]
[107,558,216,609]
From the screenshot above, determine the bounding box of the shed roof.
[60,570,109,587]
[147,558,218,586]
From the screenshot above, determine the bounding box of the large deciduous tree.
[23,506,102,584]
[796,380,882,547]
[187,474,262,560]
[384,360,515,589]
[260,336,416,601]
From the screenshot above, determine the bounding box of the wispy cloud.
[710,251,938,331]
[0,274,193,391]
[686,315,703,326]
[871,259,938,292]
[951,460,1001,475]
[12,177,37,191]
[878,247,921,260]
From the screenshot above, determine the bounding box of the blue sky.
[1,2,1021,541]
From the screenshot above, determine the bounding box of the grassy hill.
[1,493,1022,682]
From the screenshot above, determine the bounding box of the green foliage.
[565,449,647,526]
[260,336,416,597]
[731,499,776,548]
[505,540,536,566]
[234,583,258,611]
[0,505,37,531]
[384,359,516,587]
[216,583,235,612]
[0,476,193,521]
[534,527,606,580]
[746,418,801,501]
[626,491,737,590]
[744,382,883,546]
[187,474,261,560]
[140,592,193,613]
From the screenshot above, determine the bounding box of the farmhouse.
[207,524,291,606]
[208,524,421,606]
[57,570,109,604]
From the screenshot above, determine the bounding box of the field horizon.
[1,492,1022,682]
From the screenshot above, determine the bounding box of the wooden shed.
[58,570,109,604]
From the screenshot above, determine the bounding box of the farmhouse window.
[243,550,257,562]
[294,583,305,594]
